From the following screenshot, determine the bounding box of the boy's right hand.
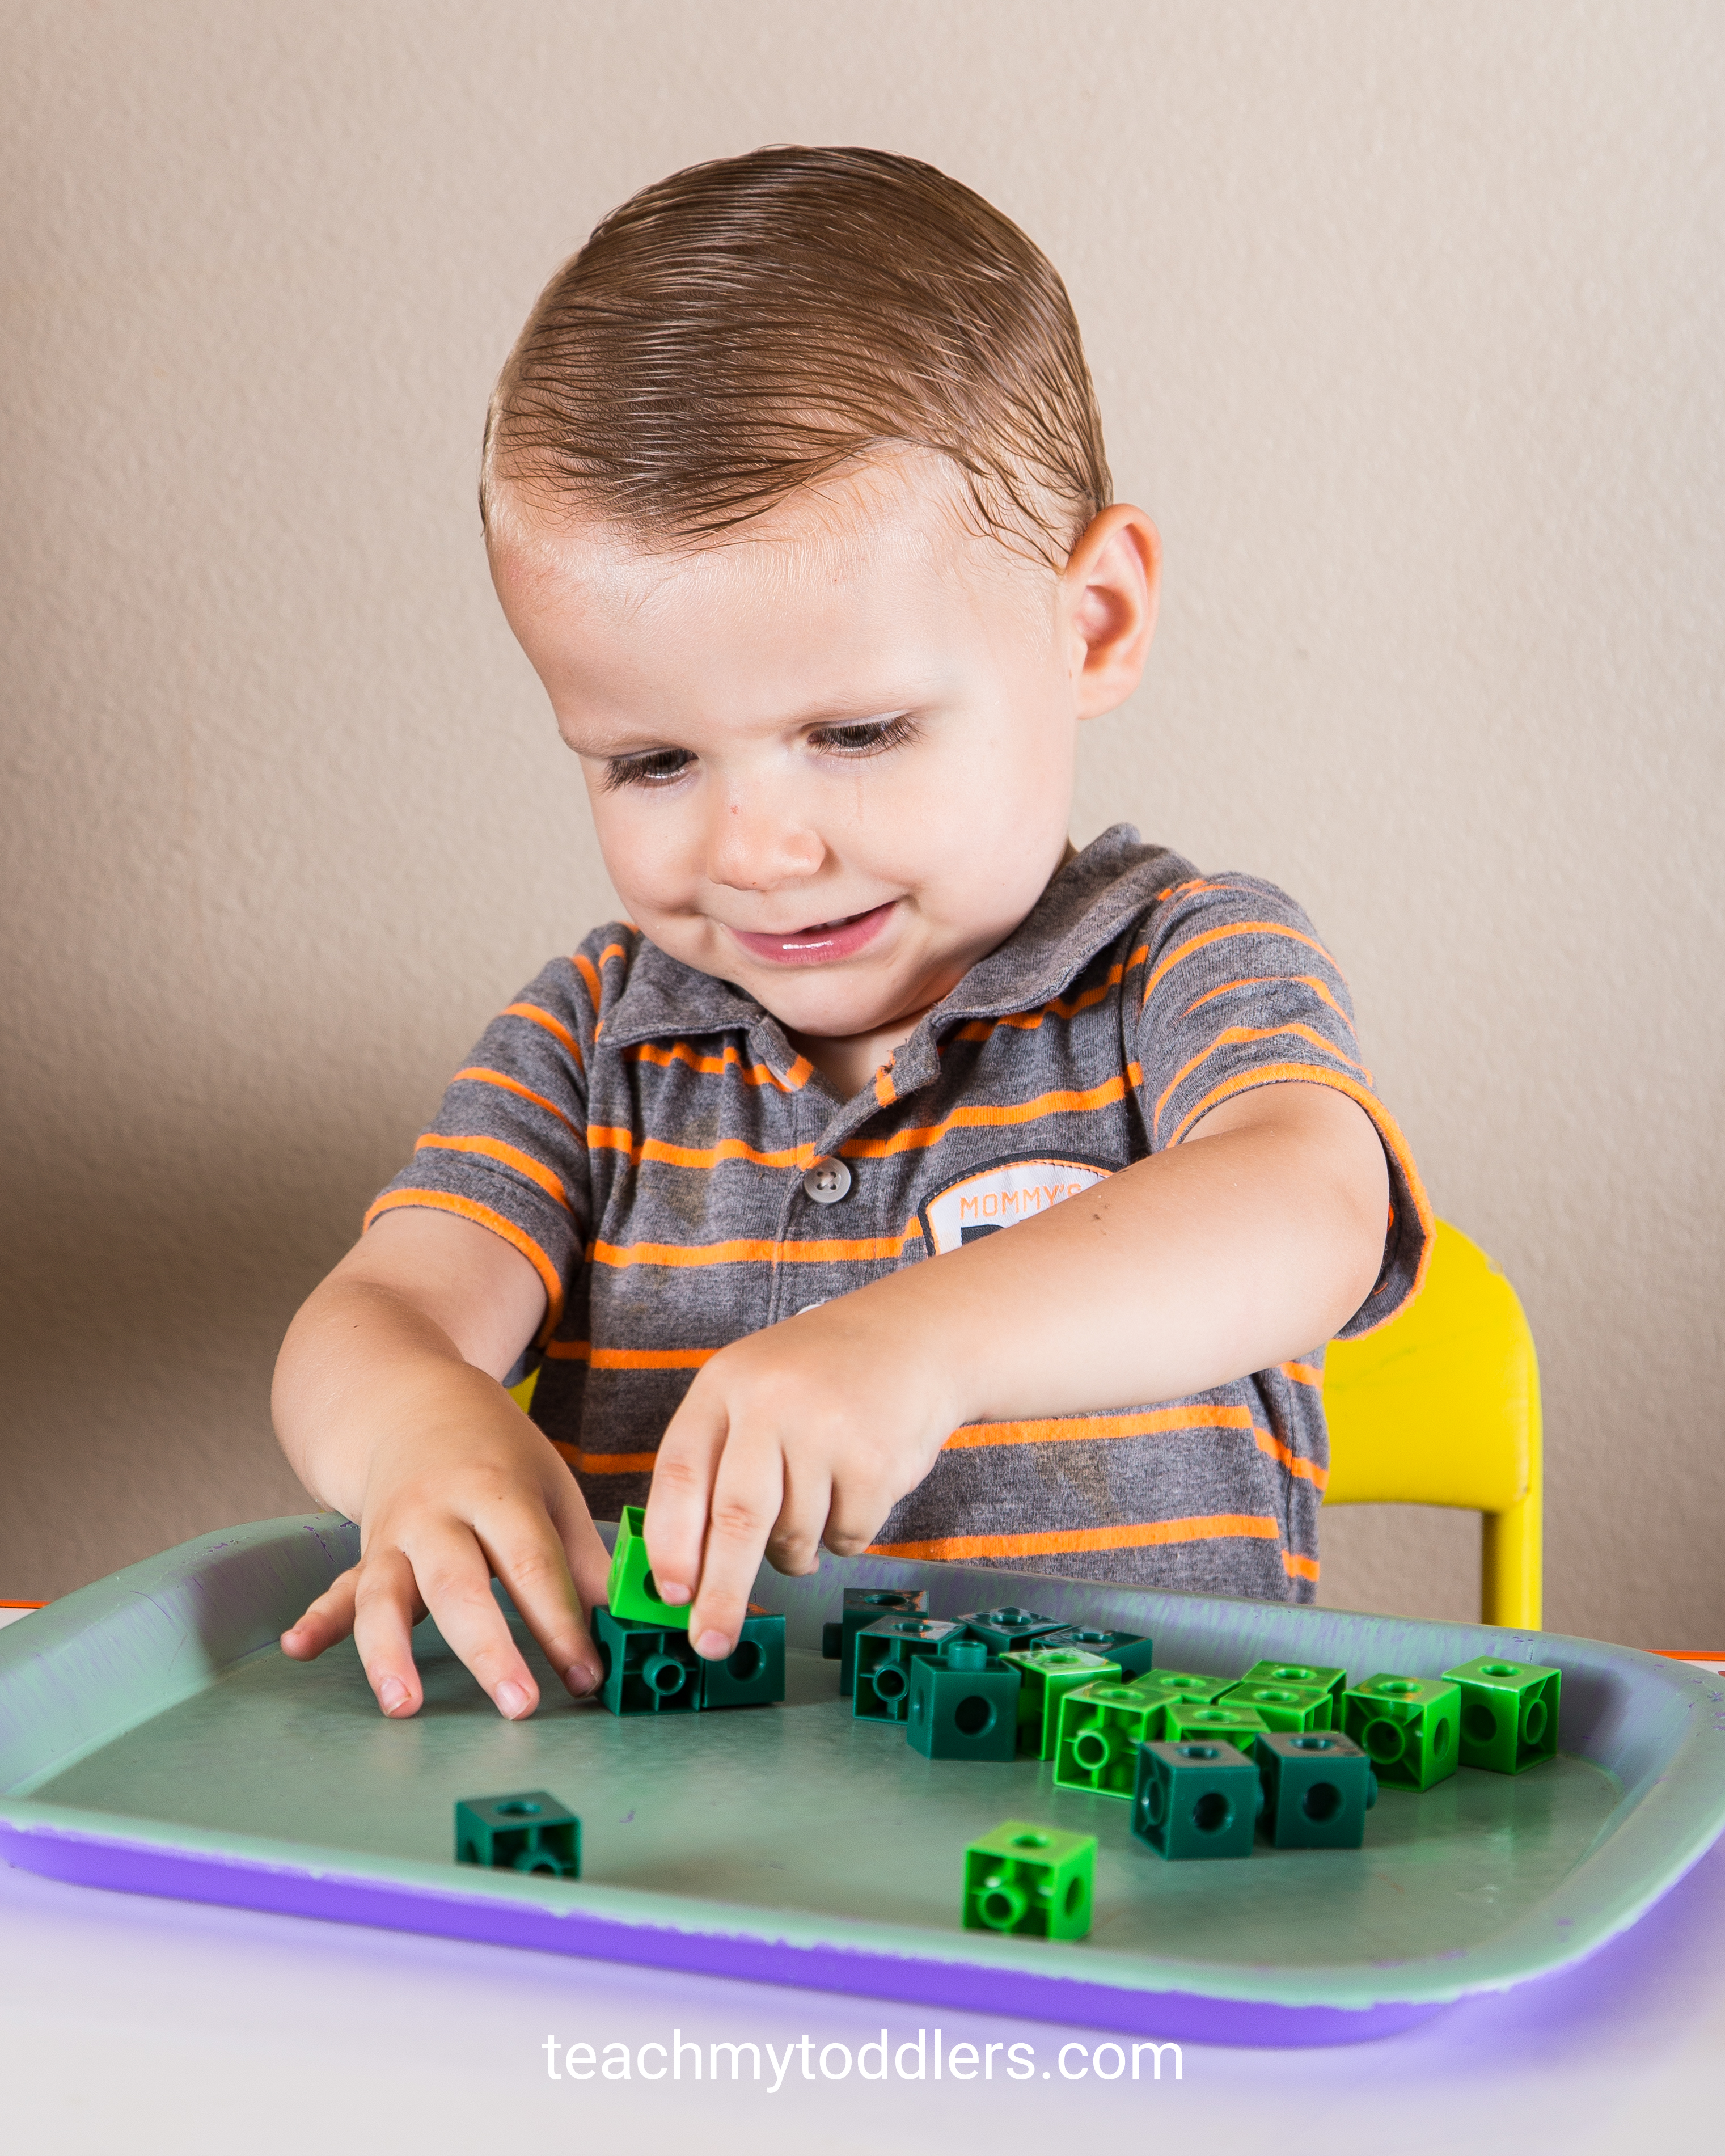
[272,1210,609,1719]
[280,1369,610,1718]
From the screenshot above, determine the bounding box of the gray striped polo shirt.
[369,826,1430,1601]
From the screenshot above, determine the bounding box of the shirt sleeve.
[363,944,598,1337]
[1131,873,1432,1337]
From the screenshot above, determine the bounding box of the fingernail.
[695,1630,732,1659]
[565,1663,602,1698]
[657,1581,692,1605]
[496,1680,531,1719]
[378,1677,408,1715]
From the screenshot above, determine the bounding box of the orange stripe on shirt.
[944,1403,1258,1449]
[362,1189,564,1335]
[840,1076,1128,1160]
[551,1439,659,1476]
[413,1133,569,1208]
[1166,1063,1435,1321]
[586,1126,817,1172]
[1182,974,1358,1034]
[571,953,603,1008]
[589,1233,914,1269]
[1142,923,1339,1008]
[868,1514,1283,1563]
[1152,1024,1369,1142]
[1280,1360,1324,1387]
[542,1339,718,1369]
[1283,1550,1321,1583]
[503,1001,582,1062]
[627,1040,810,1092]
[953,963,1126,1041]
[453,1066,579,1135]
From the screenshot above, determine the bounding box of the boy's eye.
[809,715,916,756]
[603,747,695,790]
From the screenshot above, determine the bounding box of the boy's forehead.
[489,449,1051,625]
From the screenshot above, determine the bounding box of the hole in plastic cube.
[726,1641,764,1682]
[954,1694,995,1737]
[1481,1662,1520,1676]
[1301,1780,1343,1823]
[873,1664,909,1700]
[1292,1736,1334,1751]
[1011,1831,1050,1849]
[1464,1701,1498,1744]
[1375,1680,1418,1696]
[1073,1729,1111,1770]
[1522,1699,1548,1744]
[1362,1717,1406,1762]
[494,1801,540,1817]
[1191,1791,1233,1835]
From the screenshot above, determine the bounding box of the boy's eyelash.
[602,748,695,790]
[602,715,916,789]
[810,714,917,756]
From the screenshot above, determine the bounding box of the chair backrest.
[1322,1219,1542,1627]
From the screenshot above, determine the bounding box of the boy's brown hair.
[483,145,1110,564]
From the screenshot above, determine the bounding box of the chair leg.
[1481,1490,1542,1630]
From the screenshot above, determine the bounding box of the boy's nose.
[705,787,826,893]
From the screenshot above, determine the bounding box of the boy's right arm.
[272,1209,609,1719]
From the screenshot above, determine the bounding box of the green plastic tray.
[2,1514,1722,2046]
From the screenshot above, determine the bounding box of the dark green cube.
[954,1606,1068,1656]
[1001,1645,1121,1757]
[962,1820,1095,1939]
[1131,1739,1261,1859]
[454,1791,580,1878]
[593,1604,702,1715]
[1241,1658,1348,1709]
[1343,1674,1461,1790]
[1254,1731,1377,1848]
[1054,1678,1168,1796]
[853,1614,962,1722]
[906,1640,1020,1760]
[1443,1655,1561,1772]
[1220,1678,1334,1732]
[700,1612,787,1709]
[1036,1625,1155,1677]
[823,1587,929,1695]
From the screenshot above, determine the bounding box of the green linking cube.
[1443,1655,1561,1772]
[1054,1679,1168,1796]
[821,1587,928,1695]
[1254,1731,1377,1848]
[593,1604,703,1714]
[1240,1658,1348,1709]
[906,1638,1020,1760]
[1035,1625,1155,1678]
[1132,1739,1262,1859]
[1220,1679,1334,1732]
[1160,1698,1272,1753]
[854,1614,963,1722]
[604,1506,689,1629]
[700,1611,787,1709]
[1131,1668,1235,1708]
[454,1791,580,1878]
[1002,1645,1121,1758]
[1342,1673,1461,1790]
[954,1606,1068,1656]
[962,1820,1096,1940]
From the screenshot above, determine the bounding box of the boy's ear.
[1062,505,1161,720]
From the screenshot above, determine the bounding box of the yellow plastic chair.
[1322,1220,1542,1627]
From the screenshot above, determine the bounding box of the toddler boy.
[275,147,1428,1721]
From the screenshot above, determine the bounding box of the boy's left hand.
[643,1288,962,1658]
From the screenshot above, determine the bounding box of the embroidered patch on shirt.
[920,1155,1113,1254]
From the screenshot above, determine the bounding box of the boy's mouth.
[728,901,895,967]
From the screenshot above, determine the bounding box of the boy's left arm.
[645,1078,1389,1658]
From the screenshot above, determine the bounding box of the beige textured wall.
[2,2,1720,1643]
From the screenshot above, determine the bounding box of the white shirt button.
[801,1159,852,1204]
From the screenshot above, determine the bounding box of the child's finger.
[346,1546,428,1717]
[547,1472,619,1615]
[682,1434,792,1658]
[379,1526,542,1720]
[279,1565,360,1662]
[642,1388,731,1612]
[474,1508,604,1700]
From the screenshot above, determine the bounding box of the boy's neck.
[784,838,1080,1101]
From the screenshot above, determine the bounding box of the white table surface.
[1,1803,1721,2153]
